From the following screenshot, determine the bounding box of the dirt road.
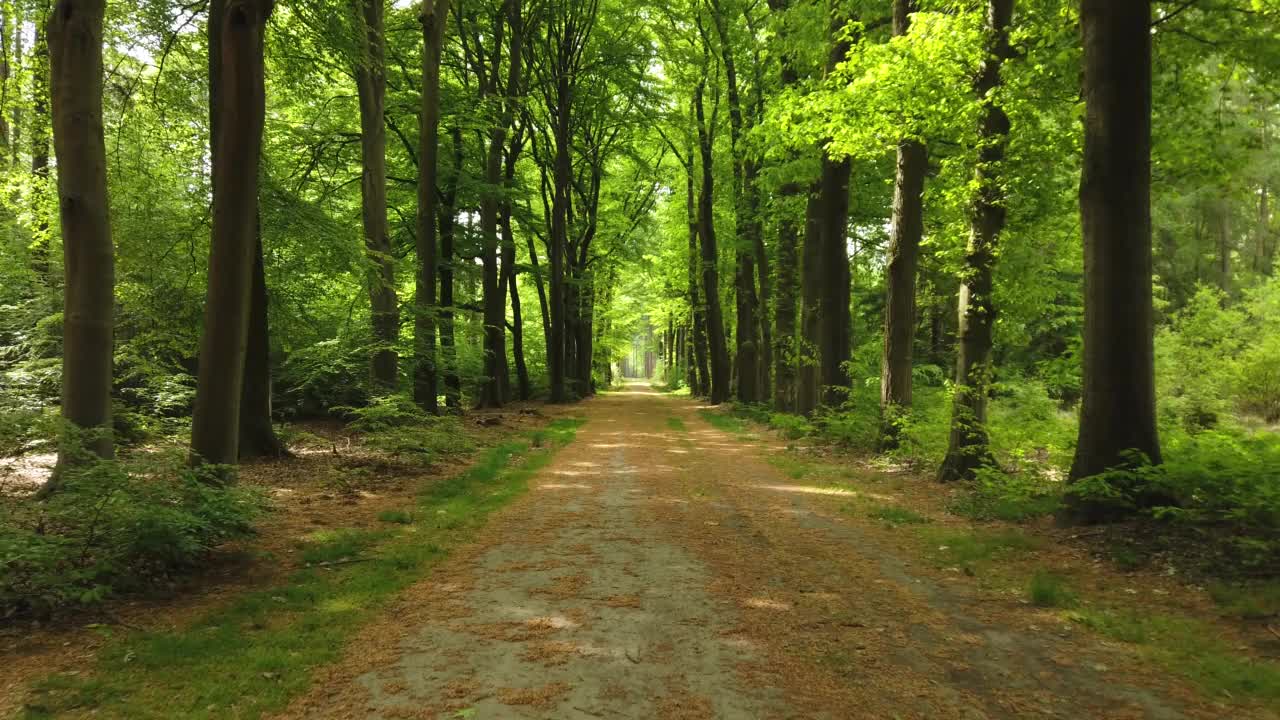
[278,384,1241,720]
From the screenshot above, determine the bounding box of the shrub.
[950,466,1062,522]
[342,394,474,461]
[1028,570,1076,608]
[1,447,265,616]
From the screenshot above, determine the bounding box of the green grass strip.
[22,418,584,720]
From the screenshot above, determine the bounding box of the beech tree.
[1069,0,1162,491]
[355,0,397,390]
[190,0,273,467]
[879,0,927,449]
[45,0,113,487]
[414,0,449,414]
[937,0,1013,483]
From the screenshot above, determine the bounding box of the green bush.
[342,394,474,460]
[1,448,265,616]
[950,466,1062,522]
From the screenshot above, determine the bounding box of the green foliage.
[869,506,928,526]
[1,448,264,617]
[341,395,474,460]
[1207,580,1280,621]
[1071,608,1280,702]
[950,466,1062,522]
[1027,570,1076,608]
[923,527,1040,573]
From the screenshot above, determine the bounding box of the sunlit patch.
[743,597,792,611]
[569,461,601,468]
[548,469,597,478]
[756,484,869,498]
[588,443,637,450]
[0,453,56,493]
[538,482,592,490]
[269,487,296,497]
[320,597,357,613]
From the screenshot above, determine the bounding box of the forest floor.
[8,383,1280,719]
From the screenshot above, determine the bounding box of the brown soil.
[272,384,1271,720]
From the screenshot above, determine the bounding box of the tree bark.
[45,0,114,491]
[695,79,731,405]
[688,156,710,396]
[938,0,1012,483]
[355,0,398,391]
[817,153,852,408]
[710,0,761,404]
[1069,0,1163,494]
[29,8,51,284]
[414,0,448,414]
[796,188,822,415]
[439,126,463,410]
[238,231,287,458]
[880,0,927,449]
[190,0,272,468]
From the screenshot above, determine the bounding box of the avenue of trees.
[2,0,1280,604]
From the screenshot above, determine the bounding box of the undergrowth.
[20,417,584,719]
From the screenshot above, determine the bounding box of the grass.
[1027,570,1076,608]
[1207,580,1280,620]
[922,527,1041,573]
[1071,608,1280,702]
[698,408,749,435]
[21,418,584,720]
[666,416,687,432]
[869,506,929,526]
[375,509,413,525]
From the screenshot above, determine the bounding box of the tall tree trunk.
[817,153,852,408]
[1212,195,1232,294]
[29,8,51,284]
[710,0,761,404]
[355,0,398,390]
[44,0,113,493]
[506,243,531,400]
[478,0,522,408]
[439,126,463,410]
[414,0,448,414]
[548,69,571,403]
[769,0,799,412]
[1261,181,1274,275]
[524,231,551,357]
[688,160,710,396]
[796,188,822,415]
[938,0,1013,483]
[239,230,287,458]
[211,0,284,461]
[1069,0,1162,496]
[190,0,272,468]
[695,80,730,405]
[879,0,927,449]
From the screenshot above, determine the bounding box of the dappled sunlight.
[755,483,898,502]
[0,453,55,494]
[743,597,793,611]
[538,482,593,490]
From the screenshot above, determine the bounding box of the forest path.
[276,384,1226,720]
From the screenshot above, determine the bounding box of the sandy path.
[279,385,1250,720]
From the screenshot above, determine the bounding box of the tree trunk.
[938,0,1012,483]
[818,153,852,408]
[190,0,272,468]
[413,0,447,414]
[45,0,114,492]
[710,0,761,404]
[688,160,710,396]
[355,0,398,391]
[1261,181,1274,275]
[879,0,927,449]
[478,0,522,408]
[238,231,287,458]
[439,126,463,410]
[1069,0,1162,497]
[695,80,730,405]
[1213,196,1232,294]
[796,188,822,415]
[548,69,570,403]
[29,9,51,284]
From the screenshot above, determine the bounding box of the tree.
[709,0,761,404]
[190,0,273,467]
[45,0,113,490]
[355,0,398,390]
[414,0,449,414]
[1069,0,1162,491]
[694,72,731,404]
[879,0,927,449]
[937,0,1013,483]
